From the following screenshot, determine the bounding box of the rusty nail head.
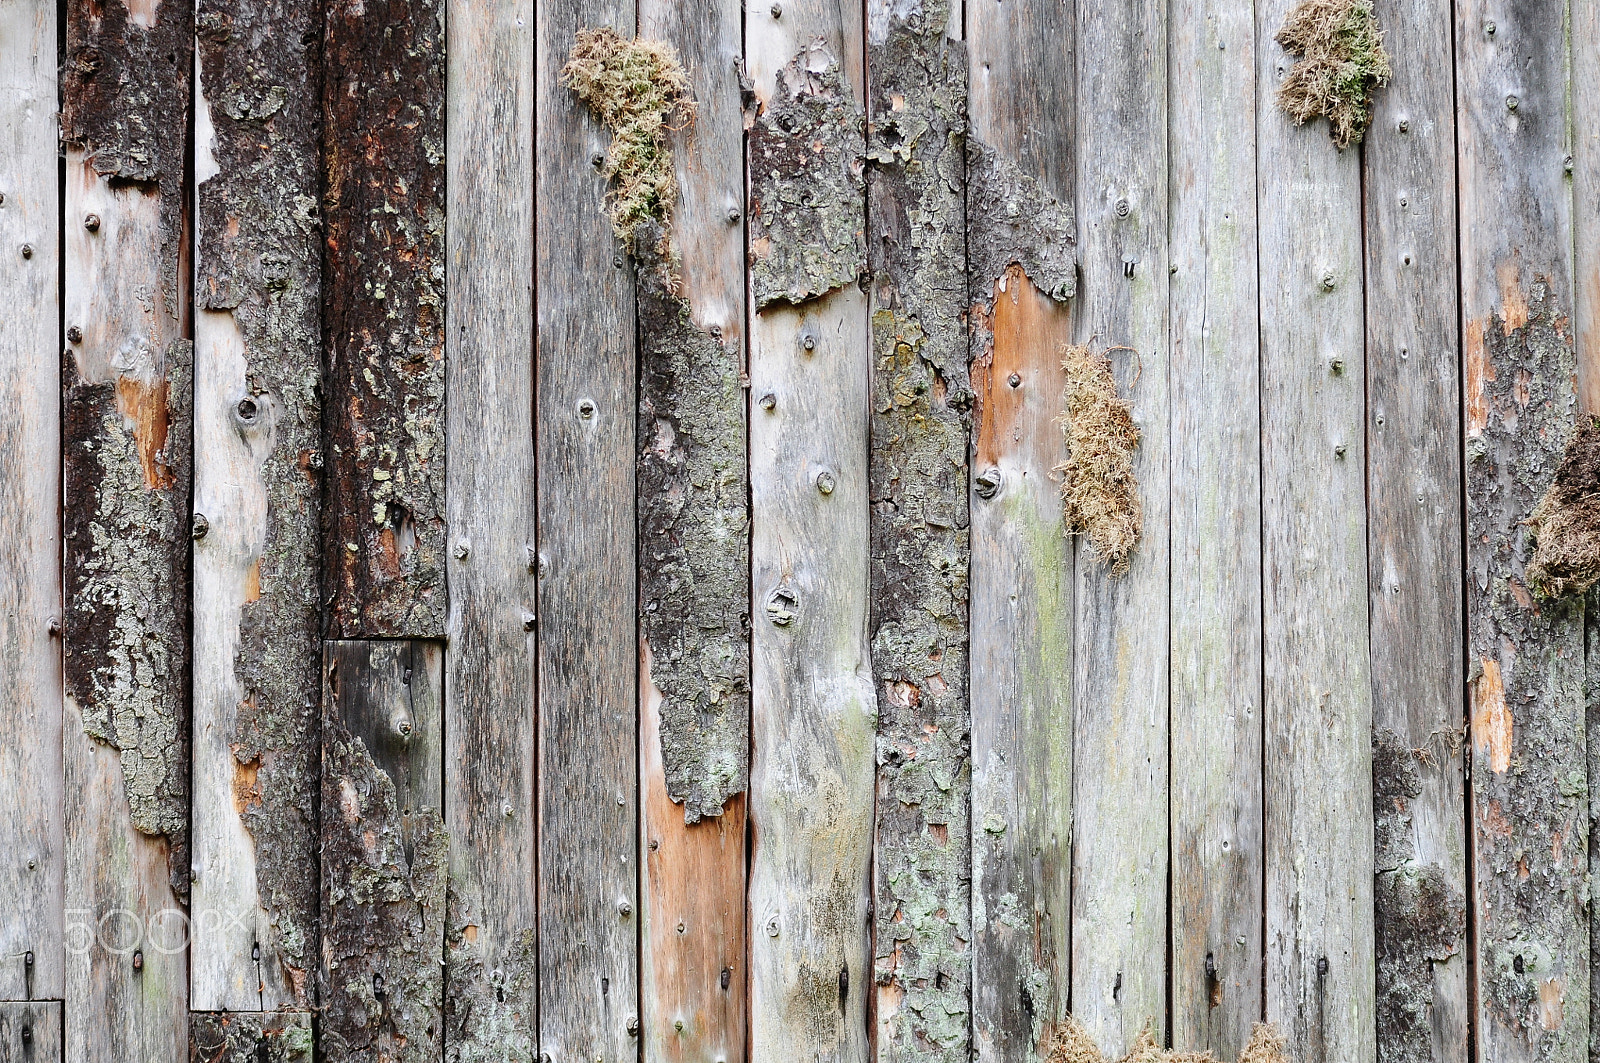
[252,941,260,962]
[1566,156,1576,173]
[1008,373,1021,388]
[1321,273,1337,291]
[67,325,83,344]
[578,398,597,419]
[627,1018,640,1038]
[677,921,686,934]
[976,468,1001,499]
[816,470,835,495]
[24,950,34,967]
[759,392,776,410]
[674,1020,684,1032]
[20,244,32,259]
[771,2,782,15]
[132,949,144,971]
[47,617,60,636]
[1397,119,1410,133]
[1484,19,1496,34]
[84,213,100,231]
[1335,444,1348,458]
[766,918,780,937]
[1506,94,1519,111]
[0,193,6,206]
[619,900,632,917]
[1317,956,1330,977]
[726,206,741,223]
[591,151,605,169]
[503,803,514,817]
[613,254,624,268]
[193,513,210,539]
[26,858,36,870]
[1114,197,1130,218]
[1330,358,1345,375]
[396,717,414,738]
[522,611,536,631]
[454,538,470,560]
[802,334,816,351]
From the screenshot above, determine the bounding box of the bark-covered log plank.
[1070,0,1171,1051]
[1168,0,1264,1055]
[1459,2,1589,1058]
[1362,4,1468,1062]
[0,0,63,1005]
[320,641,446,1063]
[0,1002,61,1063]
[190,0,324,1011]
[322,0,446,639]
[746,7,875,1060]
[190,1012,312,1063]
[441,0,538,1056]
[1257,0,1376,1058]
[964,0,1077,1056]
[634,0,750,1057]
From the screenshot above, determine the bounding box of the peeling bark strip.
[865,4,972,1060]
[322,0,445,639]
[1466,280,1589,1060]
[1527,423,1600,599]
[320,642,447,1063]
[748,40,866,309]
[965,143,1076,303]
[190,1013,314,1063]
[192,0,323,1009]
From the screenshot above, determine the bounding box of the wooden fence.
[1,0,1598,1060]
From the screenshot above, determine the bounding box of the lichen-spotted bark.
[636,230,750,823]
[190,1012,314,1063]
[965,143,1077,305]
[865,4,972,1059]
[1466,276,1590,1060]
[322,0,446,639]
[749,41,866,309]
[197,0,324,1003]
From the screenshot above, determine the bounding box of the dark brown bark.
[190,1013,313,1063]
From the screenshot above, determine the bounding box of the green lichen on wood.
[190,1012,314,1063]
[1274,0,1391,149]
[443,922,537,1063]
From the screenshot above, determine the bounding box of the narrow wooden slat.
[59,0,192,1056]
[322,0,446,639]
[1457,2,1590,1060]
[320,641,445,1063]
[1168,0,1264,1055]
[1256,1,1376,1058]
[189,1012,312,1062]
[1362,3,1468,1062]
[965,1,1077,1056]
[441,0,537,1055]
[190,0,324,1010]
[0,0,62,1004]
[0,1002,61,1063]
[1575,0,1600,416]
[745,4,874,1058]
[1070,0,1171,1051]
[635,0,750,1057]
[865,2,971,1059]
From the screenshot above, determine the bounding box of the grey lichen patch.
[190,1012,314,1063]
[1057,345,1143,576]
[444,921,537,1063]
[1274,0,1391,150]
[1527,420,1600,599]
[966,141,1077,304]
[1372,727,1422,871]
[1044,1016,1289,1063]
[749,40,866,309]
[1375,863,1465,1063]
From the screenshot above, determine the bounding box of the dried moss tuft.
[562,27,695,254]
[1527,419,1600,598]
[1045,1016,1290,1063]
[1057,344,1143,577]
[1274,0,1392,149]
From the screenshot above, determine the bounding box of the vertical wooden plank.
[1256,0,1376,1059]
[865,2,971,1059]
[1458,1,1590,1060]
[190,1012,313,1063]
[634,0,750,1058]
[0,0,62,1005]
[60,0,192,1057]
[1575,0,1599,418]
[964,0,1078,1056]
[745,4,873,1059]
[0,1002,62,1063]
[320,641,446,1063]
[1071,0,1171,1051]
[442,0,538,1055]
[322,0,446,640]
[190,0,324,1012]
[1362,3,1469,1063]
[1167,0,1264,1055]
[535,3,639,1061]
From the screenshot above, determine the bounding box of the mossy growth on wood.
[1056,344,1143,577]
[562,27,694,255]
[1274,0,1392,149]
[1045,1016,1290,1063]
[1527,419,1600,598]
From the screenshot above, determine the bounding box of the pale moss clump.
[1056,344,1142,577]
[1046,1016,1290,1063]
[562,27,694,253]
[1275,0,1392,149]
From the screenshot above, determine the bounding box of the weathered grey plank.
[0,0,62,1005]
[865,3,971,1059]
[190,1012,312,1063]
[322,0,446,639]
[964,0,1077,1056]
[1168,0,1263,1055]
[1458,1,1590,1059]
[634,0,750,1057]
[60,1,192,1056]
[441,0,538,1056]
[0,1002,61,1063]
[190,0,324,1010]
[320,641,446,1063]
[1070,0,1171,1051]
[746,5,874,1059]
[1257,0,1376,1058]
[1576,0,1599,417]
[1362,4,1468,1063]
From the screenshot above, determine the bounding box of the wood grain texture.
[1458,2,1589,1059]
[1257,0,1376,1059]
[965,1,1076,1057]
[322,0,446,639]
[1575,0,1600,418]
[191,0,324,1011]
[0,0,62,1004]
[190,1011,312,1062]
[1361,5,1468,1063]
[1071,0,1171,1051]
[0,1002,61,1063]
[320,642,445,1063]
[1167,0,1263,1055]
[746,6,873,1060]
[441,0,538,1057]
[635,0,749,1057]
